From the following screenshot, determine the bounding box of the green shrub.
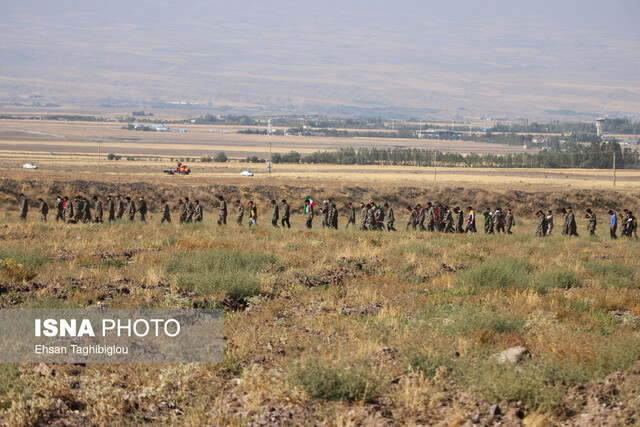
[408,351,457,378]
[584,261,636,288]
[457,258,531,289]
[165,249,277,302]
[534,268,582,294]
[290,357,386,403]
[417,305,524,337]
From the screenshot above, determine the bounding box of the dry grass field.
[1,120,639,425]
[0,169,639,425]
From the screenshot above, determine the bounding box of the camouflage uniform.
[218,199,227,225]
[127,199,136,221]
[360,205,368,230]
[55,198,64,221]
[94,199,103,223]
[426,205,436,231]
[407,208,417,230]
[194,203,203,222]
[305,203,314,229]
[416,207,426,231]
[64,199,74,223]
[236,203,244,225]
[443,209,454,233]
[330,204,338,229]
[82,198,92,223]
[321,202,330,228]
[116,197,125,220]
[505,211,514,234]
[494,209,505,233]
[185,201,195,223]
[386,206,396,231]
[346,204,356,228]
[535,212,547,237]
[587,211,597,236]
[74,197,84,223]
[105,197,115,222]
[566,210,578,236]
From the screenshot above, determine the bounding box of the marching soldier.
[305,199,314,229]
[64,196,74,223]
[83,197,92,223]
[116,196,124,219]
[281,199,290,228]
[105,195,116,222]
[330,203,339,229]
[74,196,84,223]
[455,207,465,233]
[235,199,244,225]
[218,196,227,225]
[566,207,578,236]
[193,200,203,222]
[346,202,356,228]
[37,197,48,221]
[560,208,568,235]
[160,200,171,224]
[586,208,597,236]
[465,206,477,234]
[126,196,136,221]
[416,204,426,231]
[443,206,454,233]
[426,202,436,231]
[385,203,396,231]
[116,195,125,220]
[271,199,280,227]
[360,203,368,230]
[138,197,148,222]
[545,210,553,236]
[493,208,505,233]
[93,196,103,223]
[55,196,64,221]
[19,193,28,220]
[505,208,515,234]
[185,197,194,223]
[406,205,417,230]
[535,210,547,237]
[321,201,330,228]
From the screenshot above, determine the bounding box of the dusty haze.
[1,0,639,118]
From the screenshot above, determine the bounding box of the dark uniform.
[178,201,186,224]
[55,197,64,221]
[94,199,103,223]
[138,198,148,222]
[271,202,280,227]
[116,197,125,220]
[160,201,171,224]
[218,198,227,225]
[236,202,244,225]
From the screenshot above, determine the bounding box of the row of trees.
[299,142,640,169]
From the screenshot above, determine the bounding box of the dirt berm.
[1,178,638,215]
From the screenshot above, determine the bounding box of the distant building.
[596,118,605,137]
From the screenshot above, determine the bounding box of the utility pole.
[268,142,272,179]
[433,150,437,182]
[613,151,616,186]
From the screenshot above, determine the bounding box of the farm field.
[0,173,639,425]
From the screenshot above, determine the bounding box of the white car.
[23,163,38,169]
[240,171,254,177]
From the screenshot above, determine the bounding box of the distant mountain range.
[1,0,639,119]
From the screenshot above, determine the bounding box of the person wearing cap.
[160,199,171,224]
[93,196,103,223]
[281,199,290,229]
[585,208,597,236]
[345,202,356,229]
[608,209,617,240]
[138,197,148,222]
[105,195,115,222]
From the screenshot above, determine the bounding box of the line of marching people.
[534,207,638,239]
[14,193,638,240]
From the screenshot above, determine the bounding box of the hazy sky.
[1,0,639,118]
